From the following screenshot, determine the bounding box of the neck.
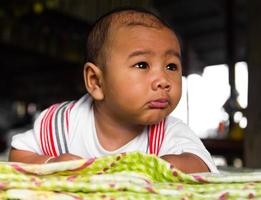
[93,102,144,151]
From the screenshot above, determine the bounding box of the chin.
[135,109,171,125]
[142,115,166,125]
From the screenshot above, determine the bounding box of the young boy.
[9,8,218,173]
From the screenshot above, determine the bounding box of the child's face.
[100,25,182,125]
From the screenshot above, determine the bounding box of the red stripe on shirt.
[45,104,58,156]
[45,105,57,156]
[157,120,164,155]
[155,123,160,154]
[48,104,59,156]
[42,105,53,155]
[40,108,51,155]
[156,120,162,155]
[149,125,155,154]
[149,119,165,155]
[153,125,157,154]
[155,124,159,155]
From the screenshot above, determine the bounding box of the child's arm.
[9,148,82,164]
[161,153,209,173]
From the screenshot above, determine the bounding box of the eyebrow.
[165,49,181,59]
[127,50,153,59]
[127,49,181,60]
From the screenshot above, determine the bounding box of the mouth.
[148,99,170,109]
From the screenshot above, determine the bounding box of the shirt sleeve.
[10,109,48,155]
[11,129,42,154]
[158,116,218,173]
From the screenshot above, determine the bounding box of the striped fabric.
[39,101,75,156]
[39,101,165,157]
[148,119,165,156]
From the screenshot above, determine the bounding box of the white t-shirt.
[11,95,218,173]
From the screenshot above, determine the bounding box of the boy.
[9,8,218,173]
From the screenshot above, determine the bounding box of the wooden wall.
[245,0,261,167]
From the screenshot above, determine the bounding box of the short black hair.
[86,7,174,67]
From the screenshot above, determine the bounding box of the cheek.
[171,79,182,100]
[109,78,147,108]
[106,76,135,98]
[117,72,147,92]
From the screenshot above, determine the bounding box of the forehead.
[109,25,180,56]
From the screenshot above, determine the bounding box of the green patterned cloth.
[0,152,261,199]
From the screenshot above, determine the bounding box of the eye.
[134,62,149,69]
[166,63,178,71]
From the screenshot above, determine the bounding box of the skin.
[9,24,209,173]
[86,25,209,173]
[92,26,182,151]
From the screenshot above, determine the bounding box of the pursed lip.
[148,98,170,109]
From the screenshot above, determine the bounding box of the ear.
[83,62,104,101]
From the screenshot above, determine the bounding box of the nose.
[151,73,171,91]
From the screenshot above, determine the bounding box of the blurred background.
[0,0,260,170]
